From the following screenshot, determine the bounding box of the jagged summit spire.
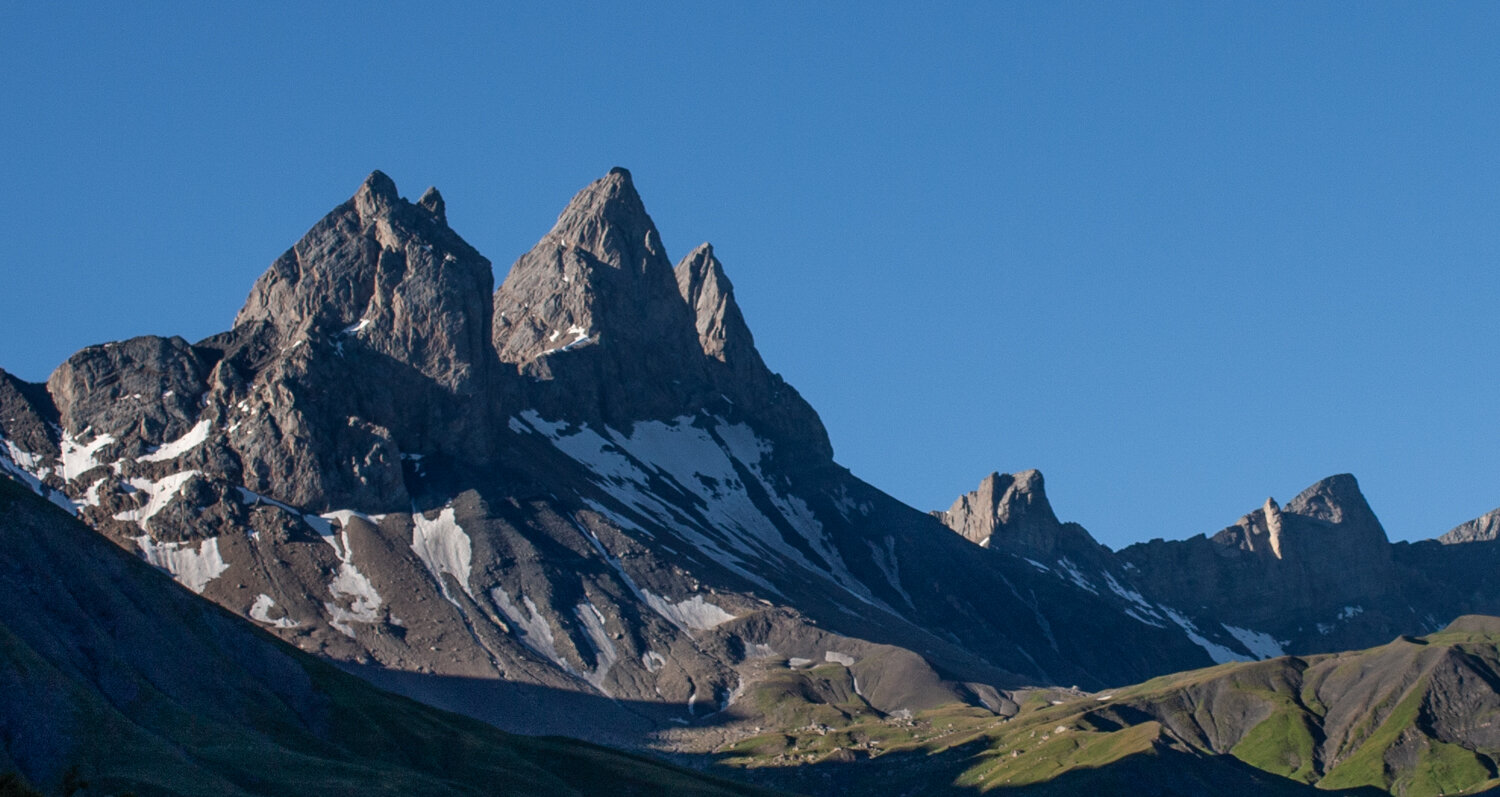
[418,186,446,224]
[675,242,761,369]
[531,167,665,277]
[233,170,493,394]
[360,169,398,197]
[936,470,1061,549]
[1285,473,1375,526]
[490,168,707,422]
[493,168,696,362]
[491,170,833,453]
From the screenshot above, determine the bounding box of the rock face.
[1119,474,1400,645]
[236,171,495,397]
[1439,507,1500,544]
[492,168,707,424]
[674,242,833,463]
[933,470,1102,560]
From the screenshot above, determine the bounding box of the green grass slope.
[709,619,1500,795]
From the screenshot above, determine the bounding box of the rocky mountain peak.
[491,170,713,423]
[354,169,399,211]
[671,241,834,462]
[537,166,661,276]
[492,168,699,360]
[418,186,446,224]
[676,243,762,371]
[1284,473,1379,529]
[1439,507,1500,544]
[935,470,1074,556]
[234,171,494,396]
[1215,474,1390,561]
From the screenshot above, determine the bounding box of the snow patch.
[574,602,619,694]
[1161,606,1248,665]
[643,591,737,631]
[867,536,915,608]
[135,535,228,593]
[138,419,212,463]
[235,487,297,514]
[313,514,385,636]
[114,471,200,530]
[1124,608,1167,628]
[1103,571,1164,622]
[1055,558,1098,594]
[643,650,666,673]
[824,651,856,667]
[59,431,116,481]
[1221,624,1286,660]
[492,587,566,670]
[79,477,107,509]
[250,594,300,629]
[411,505,473,600]
[1,439,77,514]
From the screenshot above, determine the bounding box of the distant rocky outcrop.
[933,470,1104,559]
[1121,474,1398,634]
[1438,506,1500,544]
[933,466,1500,662]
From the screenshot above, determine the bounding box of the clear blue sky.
[3,3,1498,549]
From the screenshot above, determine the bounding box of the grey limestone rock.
[236,170,495,397]
[1438,507,1500,544]
[675,242,833,462]
[933,469,1106,563]
[492,167,707,425]
[0,368,59,457]
[46,335,209,444]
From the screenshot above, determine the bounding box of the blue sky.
[3,4,1498,549]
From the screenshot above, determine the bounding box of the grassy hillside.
[711,620,1500,796]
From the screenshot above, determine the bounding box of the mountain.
[0,468,768,797]
[0,169,1219,751]
[2,168,1498,795]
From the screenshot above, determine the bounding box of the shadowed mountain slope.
[0,475,774,797]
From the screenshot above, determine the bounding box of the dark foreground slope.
[0,476,772,797]
[711,617,1500,797]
